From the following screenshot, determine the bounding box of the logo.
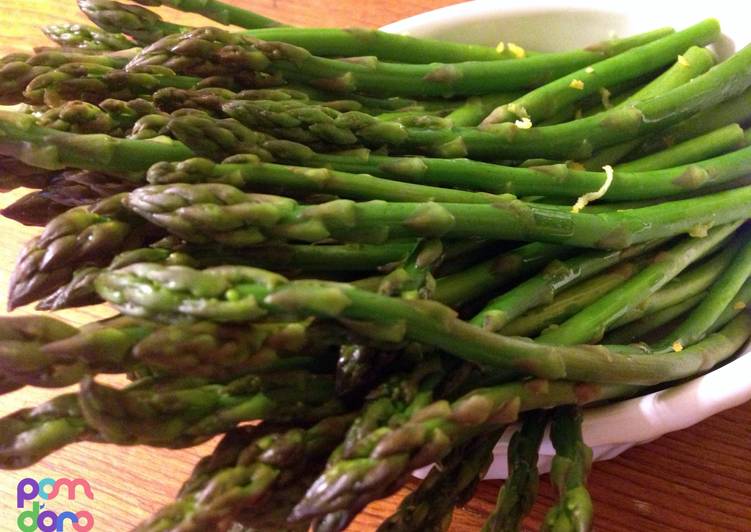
[16,478,94,531]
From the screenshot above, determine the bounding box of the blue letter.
[55,511,78,532]
[37,478,55,501]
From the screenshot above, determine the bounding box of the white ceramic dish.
[382,0,751,478]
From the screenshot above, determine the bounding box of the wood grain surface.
[0,1,750,531]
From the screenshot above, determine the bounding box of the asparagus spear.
[0,316,154,392]
[127,26,656,98]
[572,44,716,168]
[634,86,751,157]
[480,25,711,124]
[244,27,537,63]
[209,35,751,159]
[37,98,161,136]
[21,63,199,106]
[95,257,751,385]
[254,134,751,202]
[33,238,422,311]
[615,123,747,172]
[0,393,98,469]
[606,243,740,329]
[78,371,344,446]
[42,23,135,51]
[0,155,55,191]
[2,170,135,226]
[78,0,187,45]
[147,154,509,204]
[503,243,733,339]
[124,182,751,249]
[446,93,522,127]
[603,294,704,344]
[541,406,593,532]
[433,243,574,307]
[0,111,194,172]
[471,240,664,331]
[289,378,639,523]
[378,427,504,531]
[137,415,355,532]
[536,223,739,345]
[656,232,751,351]
[310,359,450,530]
[7,193,160,310]
[0,313,336,390]
[482,411,549,532]
[132,0,281,29]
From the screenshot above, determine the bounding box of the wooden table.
[0,1,750,530]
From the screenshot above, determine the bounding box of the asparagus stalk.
[137,415,355,532]
[37,98,162,136]
[265,137,751,201]
[95,259,751,384]
[634,86,751,157]
[7,193,160,310]
[290,378,638,523]
[603,294,704,344]
[0,111,194,172]
[536,223,739,345]
[336,240,444,397]
[78,371,344,446]
[132,0,281,29]
[606,243,740,329]
[124,182,751,249]
[33,239,423,311]
[42,23,135,51]
[0,393,98,469]
[148,154,508,204]
[0,155,55,191]
[578,45,717,169]
[127,26,658,98]
[482,411,549,532]
[471,240,664,331]
[0,313,337,390]
[243,27,534,63]
[480,25,710,125]
[446,93,522,127]
[541,406,593,532]
[378,427,504,531]
[305,360,448,531]
[78,0,188,45]
[656,232,751,351]
[503,242,735,340]
[210,34,751,160]
[616,123,747,172]
[21,63,199,107]
[433,243,574,307]
[708,280,751,333]
[2,170,135,227]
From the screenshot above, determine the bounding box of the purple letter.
[37,509,58,532]
[17,478,38,508]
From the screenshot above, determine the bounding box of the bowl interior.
[382,0,744,58]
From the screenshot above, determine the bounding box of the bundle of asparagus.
[1,1,750,531]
